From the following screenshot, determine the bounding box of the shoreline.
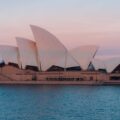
[0,80,96,85]
[0,80,119,85]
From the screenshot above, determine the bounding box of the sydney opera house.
[0,25,119,84]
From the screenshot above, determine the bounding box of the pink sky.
[0,0,120,58]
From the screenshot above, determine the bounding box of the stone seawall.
[0,80,98,85]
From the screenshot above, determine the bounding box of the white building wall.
[16,37,40,69]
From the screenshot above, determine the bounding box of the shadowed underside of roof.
[112,64,120,73]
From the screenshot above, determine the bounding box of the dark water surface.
[0,85,120,120]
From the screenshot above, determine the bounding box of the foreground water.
[0,85,120,120]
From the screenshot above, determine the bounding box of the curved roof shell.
[92,59,106,70]
[16,37,40,69]
[30,25,79,71]
[104,57,120,73]
[0,45,20,66]
[70,45,98,70]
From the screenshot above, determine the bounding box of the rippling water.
[0,85,120,120]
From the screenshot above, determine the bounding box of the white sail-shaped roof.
[55,52,80,69]
[30,25,79,71]
[92,59,106,70]
[0,45,20,66]
[70,46,98,70]
[66,53,80,68]
[104,57,120,73]
[16,37,40,69]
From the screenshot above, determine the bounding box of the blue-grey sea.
[0,85,120,120]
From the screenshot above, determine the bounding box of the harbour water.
[0,85,120,120]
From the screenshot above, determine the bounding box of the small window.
[90,76,93,80]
